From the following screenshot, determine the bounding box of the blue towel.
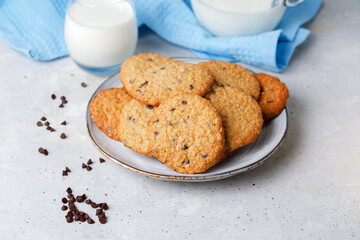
[0,0,322,72]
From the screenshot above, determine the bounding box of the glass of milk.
[65,0,138,76]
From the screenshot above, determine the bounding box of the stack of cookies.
[89,54,289,174]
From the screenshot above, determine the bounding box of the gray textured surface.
[1,0,360,239]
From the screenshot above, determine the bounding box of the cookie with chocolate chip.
[118,99,157,156]
[198,61,260,100]
[148,94,225,174]
[205,85,263,153]
[89,88,132,141]
[253,73,289,122]
[121,54,214,106]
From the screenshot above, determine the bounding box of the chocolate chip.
[147,105,153,109]
[201,153,208,158]
[62,198,68,204]
[147,58,153,62]
[37,121,43,127]
[91,202,98,209]
[99,158,105,163]
[167,88,172,92]
[62,170,68,176]
[76,196,84,203]
[86,165,92,171]
[66,187,72,194]
[65,167,71,172]
[79,211,85,216]
[169,108,175,112]
[38,147,44,154]
[154,132,158,136]
[82,163,87,169]
[101,203,109,210]
[87,218,95,224]
[51,94,56,100]
[43,149,48,156]
[61,121,67,125]
[139,81,148,88]
[222,67,226,70]
[60,96,66,101]
[130,79,135,84]
[87,159,93,165]
[154,119,159,123]
[219,84,225,88]
[99,214,107,224]
[69,195,75,202]
[74,215,80,221]
[41,117,47,121]
[61,205,68,211]
[49,127,55,132]
[60,133,66,139]
[181,100,187,105]
[96,209,103,216]
[68,202,76,211]
[85,199,92,204]
[44,122,50,126]
[182,159,190,164]
[46,126,51,131]
[189,85,194,90]
[79,216,86,222]
[66,216,73,223]
[182,145,188,150]
[67,211,74,217]
[267,100,274,103]
[160,66,165,70]
[81,82,87,88]
[59,103,64,108]
[132,118,136,123]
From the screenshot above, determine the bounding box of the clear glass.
[64,0,138,76]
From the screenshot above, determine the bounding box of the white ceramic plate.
[86,58,288,182]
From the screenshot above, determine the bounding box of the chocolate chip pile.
[62,187,108,224]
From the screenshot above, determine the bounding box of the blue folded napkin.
[0,0,322,72]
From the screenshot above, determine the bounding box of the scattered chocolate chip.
[65,167,71,172]
[43,149,48,156]
[99,158,105,163]
[61,205,68,211]
[59,103,64,108]
[61,121,67,125]
[67,211,74,218]
[267,100,274,103]
[222,67,226,70]
[146,105,153,109]
[160,66,165,70]
[69,195,75,202]
[87,218,95,224]
[86,166,92,171]
[74,215,80,221]
[182,145,188,150]
[51,94,56,100]
[91,202,98,209]
[154,119,159,123]
[66,216,73,223]
[182,159,190,164]
[49,127,55,132]
[129,79,135,84]
[189,85,194,90]
[201,153,208,158]
[66,187,72,194]
[41,117,47,121]
[68,202,76,211]
[85,199,92,204]
[60,133,66,139]
[81,82,87,88]
[62,170,68,176]
[79,211,85,216]
[169,108,175,112]
[181,100,187,105]
[62,198,68,204]
[154,132,158,136]
[76,196,84,203]
[38,147,44,154]
[60,96,66,101]
[139,81,148,88]
[37,121,43,127]
[82,163,87,169]
[167,88,172,92]
[101,203,109,210]
[80,216,86,222]
[87,159,93,165]
[38,147,48,156]
[98,215,107,224]
[46,126,51,131]
[96,209,103,216]
[219,84,225,88]
[147,58,153,62]
[44,121,50,126]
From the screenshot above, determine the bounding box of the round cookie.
[117,99,157,157]
[121,54,214,106]
[148,94,225,174]
[253,73,289,122]
[198,60,260,100]
[89,88,132,141]
[205,85,263,153]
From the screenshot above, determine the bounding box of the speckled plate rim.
[86,57,288,182]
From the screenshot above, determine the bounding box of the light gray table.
[1,1,359,239]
